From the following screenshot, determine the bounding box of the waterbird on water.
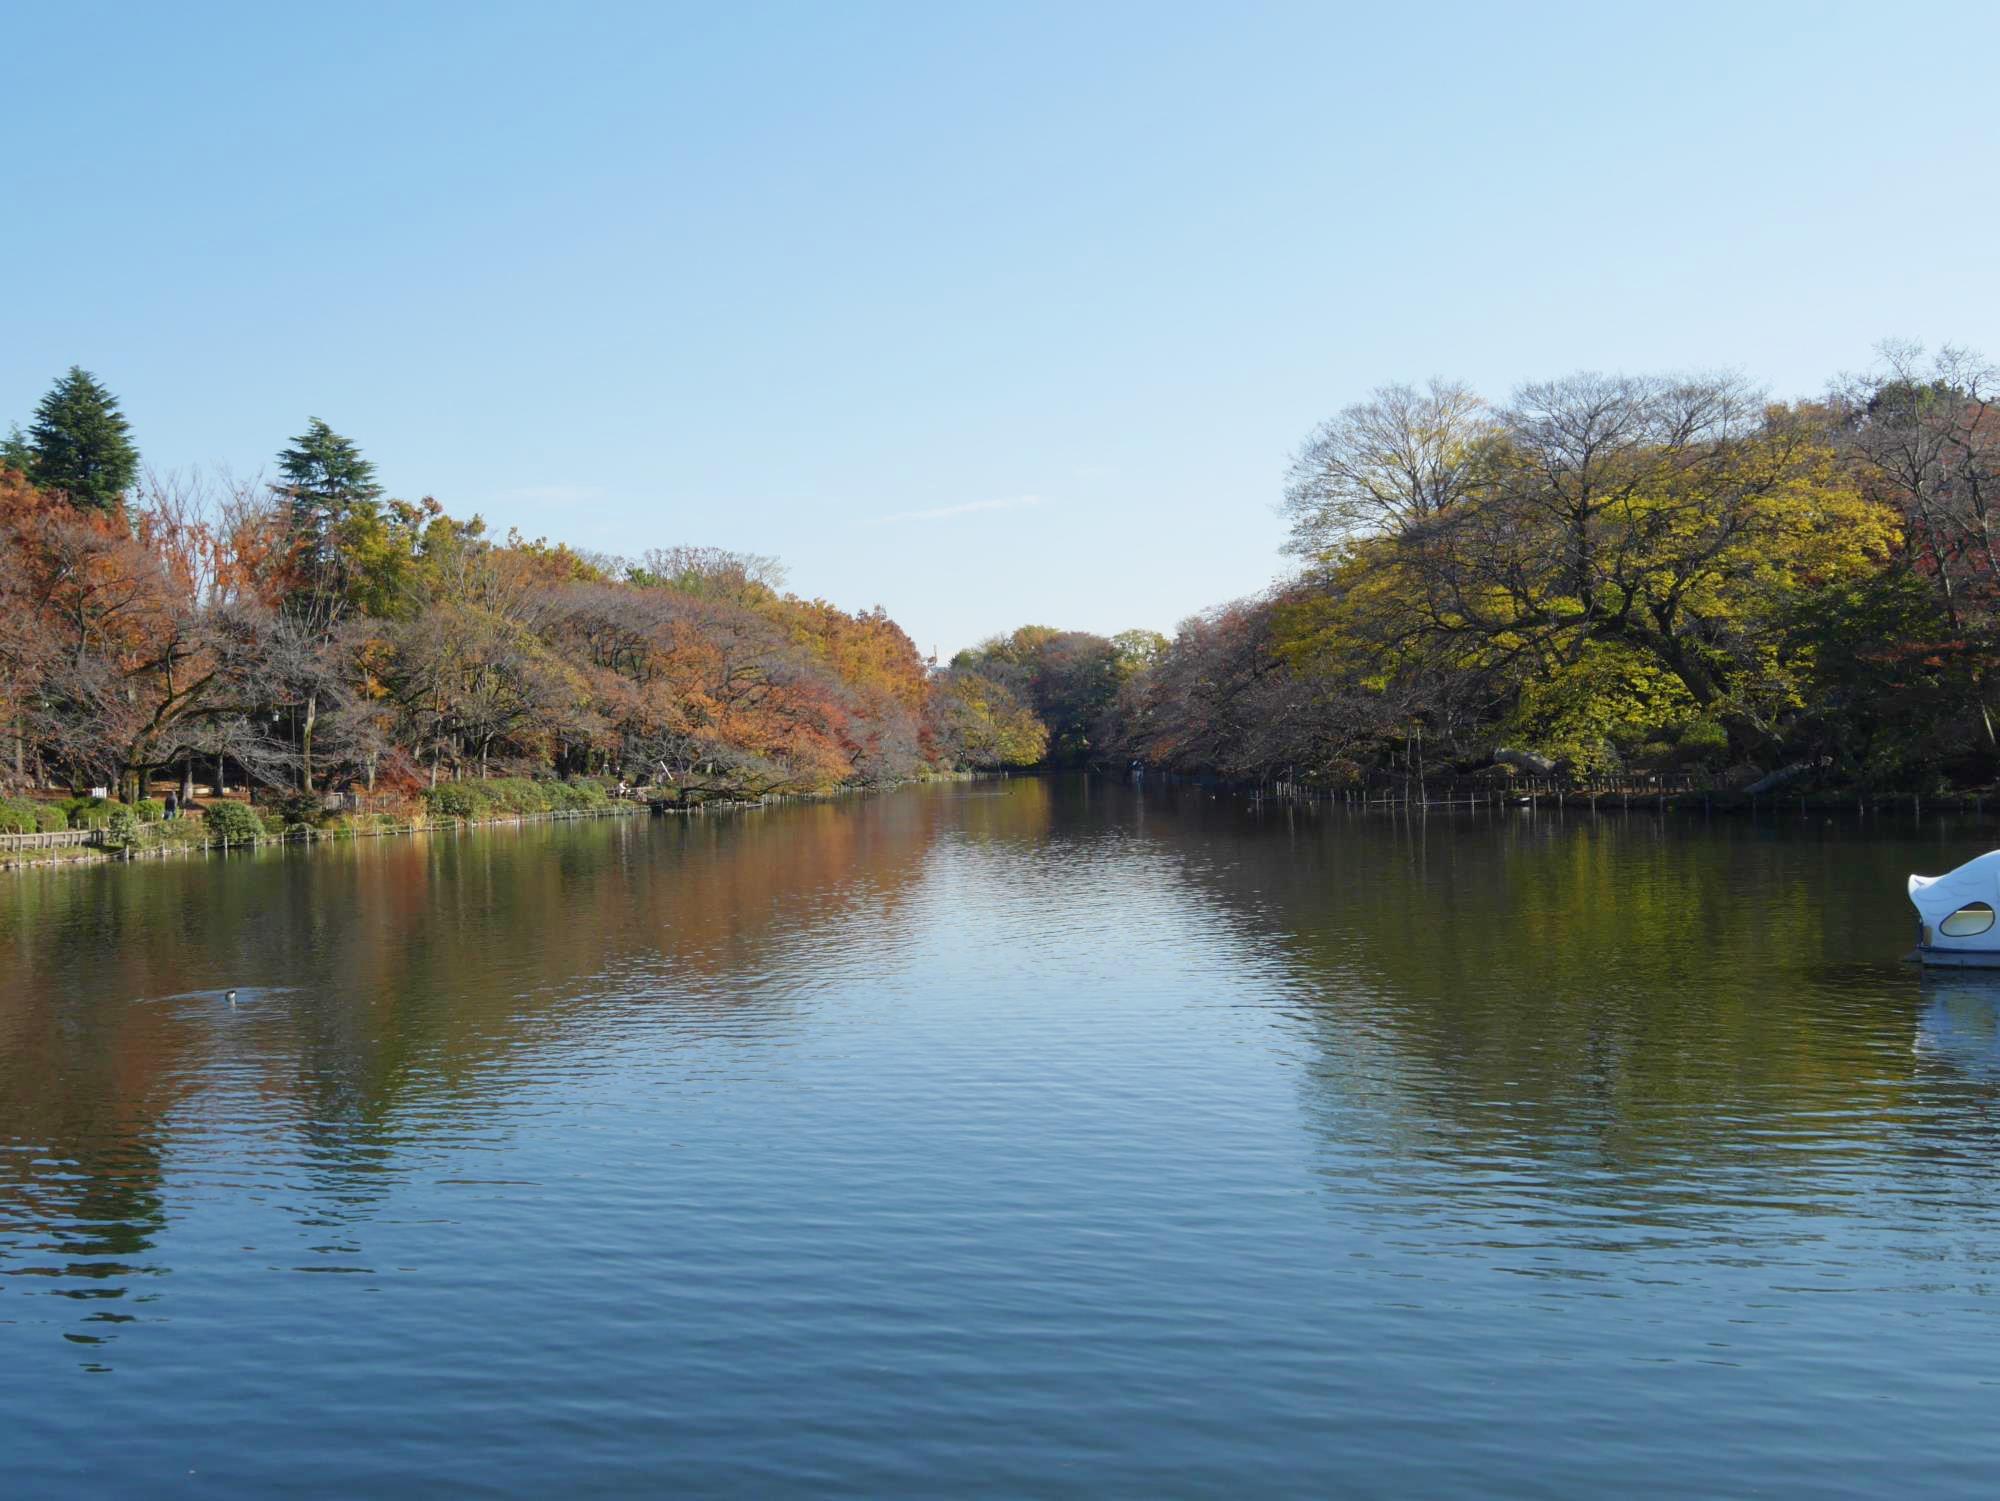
[226,989,238,1006]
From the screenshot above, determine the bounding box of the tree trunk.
[300,691,318,794]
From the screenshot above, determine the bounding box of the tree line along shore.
[2,342,1995,867]
[954,343,2000,804]
[0,368,1053,865]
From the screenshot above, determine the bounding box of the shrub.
[1631,740,1677,771]
[1673,719,1731,768]
[155,819,210,849]
[133,798,166,823]
[99,806,143,852]
[422,782,498,819]
[34,804,66,832]
[418,777,617,821]
[483,778,543,814]
[257,807,292,836]
[0,798,39,833]
[68,801,116,829]
[200,801,264,846]
[261,794,327,830]
[550,779,609,811]
[326,811,402,837]
[319,811,400,839]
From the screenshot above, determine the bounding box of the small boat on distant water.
[1909,852,2000,965]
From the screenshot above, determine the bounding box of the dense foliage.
[973,348,2000,794]
[0,381,1039,806]
[14,344,1993,808]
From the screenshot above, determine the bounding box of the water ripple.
[3,782,2000,1496]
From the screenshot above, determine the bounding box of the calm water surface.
[6,778,2000,1496]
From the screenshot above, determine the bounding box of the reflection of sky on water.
[1918,977,2000,1085]
[9,785,2000,1495]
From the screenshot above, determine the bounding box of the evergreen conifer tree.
[276,418,383,520]
[16,367,140,511]
[270,418,389,796]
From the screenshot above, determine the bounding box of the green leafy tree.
[931,669,1048,767]
[270,419,431,614]
[1111,629,1169,678]
[953,625,1123,764]
[12,367,140,512]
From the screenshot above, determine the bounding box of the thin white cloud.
[867,493,1043,526]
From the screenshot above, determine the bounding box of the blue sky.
[7,1,1999,656]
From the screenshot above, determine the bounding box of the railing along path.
[0,828,103,850]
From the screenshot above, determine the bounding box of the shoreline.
[0,773,979,875]
[0,802,655,874]
[1123,770,2000,818]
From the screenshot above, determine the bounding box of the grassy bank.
[0,771,980,873]
[0,777,649,872]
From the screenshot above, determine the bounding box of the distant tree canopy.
[951,627,1126,765]
[985,346,2000,794]
[0,409,997,802]
[10,342,1997,804]
[3,367,140,514]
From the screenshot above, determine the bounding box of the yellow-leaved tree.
[1278,376,1897,766]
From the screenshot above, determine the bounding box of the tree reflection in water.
[0,790,1037,1353]
[4,778,1998,1362]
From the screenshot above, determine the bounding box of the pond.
[4,778,1999,1497]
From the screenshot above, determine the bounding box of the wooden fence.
[0,828,103,851]
[1222,772,1706,809]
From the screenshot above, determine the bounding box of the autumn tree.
[627,546,786,602]
[0,472,59,782]
[930,669,1047,768]
[1838,342,2000,753]
[1282,374,1895,766]
[953,626,1124,764]
[265,423,472,790]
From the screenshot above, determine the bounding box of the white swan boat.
[1910,852,2000,965]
